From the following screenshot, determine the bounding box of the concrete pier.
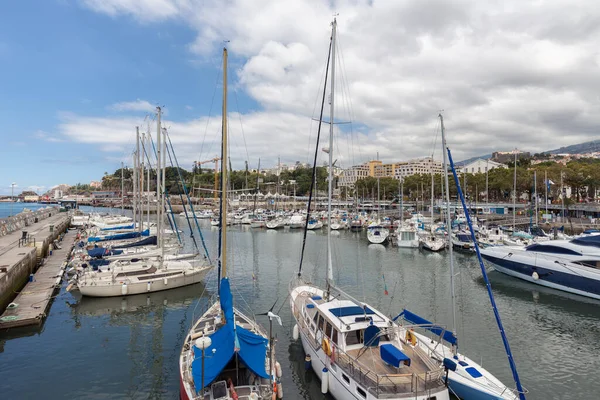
[0,212,71,316]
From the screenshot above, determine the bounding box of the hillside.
[458,139,598,164]
[546,139,600,155]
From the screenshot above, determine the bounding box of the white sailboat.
[398,114,524,400]
[75,107,212,298]
[290,19,449,400]
[179,48,280,400]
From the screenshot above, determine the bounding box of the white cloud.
[75,0,600,166]
[108,99,156,113]
[34,130,64,142]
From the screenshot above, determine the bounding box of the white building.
[393,157,443,179]
[338,164,370,189]
[459,159,507,174]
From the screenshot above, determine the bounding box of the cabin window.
[342,373,350,384]
[318,315,325,332]
[332,329,339,345]
[325,322,333,338]
[345,329,364,346]
[313,313,318,324]
[574,260,600,269]
[357,386,366,398]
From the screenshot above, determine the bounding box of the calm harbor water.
[1,215,599,399]
[0,202,54,218]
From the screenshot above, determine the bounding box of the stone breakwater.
[0,207,60,238]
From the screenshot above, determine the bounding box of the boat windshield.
[525,244,580,255]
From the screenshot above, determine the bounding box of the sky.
[2,0,599,195]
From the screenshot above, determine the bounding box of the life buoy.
[322,337,333,356]
[405,329,417,346]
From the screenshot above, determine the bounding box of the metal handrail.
[295,303,444,398]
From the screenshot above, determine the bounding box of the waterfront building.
[459,158,507,174]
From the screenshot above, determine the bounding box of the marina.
[4,2,600,399]
[0,216,599,399]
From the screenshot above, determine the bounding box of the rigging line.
[336,32,359,164]
[163,130,206,256]
[307,37,333,166]
[198,59,223,163]
[447,146,527,400]
[297,30,333,277]
[232,89,251,165]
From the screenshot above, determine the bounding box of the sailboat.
[289,19,449,400]
[420,161,445,252]
[395,179,419,248]
[179,48,280,400]
[74,108,212,298]
[396,114,524,400]
[367,156,389,244]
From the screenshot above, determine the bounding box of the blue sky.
[2,0,598,195]
[1,1,258,195]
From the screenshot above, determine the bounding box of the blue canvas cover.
[87,229,149,243]
[394,309,457,346]
[191,278,269,392]
[87,247,124,258]
[113,236,157,248]
[380,344,410,367]
[100,224,134,231]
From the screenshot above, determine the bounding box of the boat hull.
[481,250,600,300]
[78,267,210,297]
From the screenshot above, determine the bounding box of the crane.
[195,157,221,200]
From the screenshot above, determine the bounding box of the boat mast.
[220,47,229,285]
[513,149,517,231]
[439,113,457,352]
[138,127,144,233]
[430,159,434,234]
[135,126,140,231]
[121,161,124,214]
[253,159,260,214]
[161,126,167,264]
[326,18,336,296]
[156,107,162,250]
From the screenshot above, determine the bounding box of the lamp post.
[11,182,16,217]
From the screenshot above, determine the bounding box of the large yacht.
[481,236,600,299]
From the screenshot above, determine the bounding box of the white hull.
[78,265,211,297]
[367,228,389,244]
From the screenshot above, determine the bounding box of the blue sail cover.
[100,224,134,231]
[87,247,124,258]
[191,278,269,392]
[395,309,457,346]
[113,236,157,248]
[87,229,150,243]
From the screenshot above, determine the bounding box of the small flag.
[383,274,389,295]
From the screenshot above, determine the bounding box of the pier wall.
[0,207,60,238]
[0,213,70,315]
[0,247,37,313]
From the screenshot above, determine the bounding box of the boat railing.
[293,301,443,398]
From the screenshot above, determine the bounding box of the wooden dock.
[0,229,76,329]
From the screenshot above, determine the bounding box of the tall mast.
[220,48,229,282]
[326,18,336,293]
[134,126,140,230]
[534,170,538,226]
[161,127,167,264]
[439,113,457,352]
[139,128,144,232]
[430,160,434,233]
[513,149,517,231]
[156,107,162,249]
[121,161,124,214]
